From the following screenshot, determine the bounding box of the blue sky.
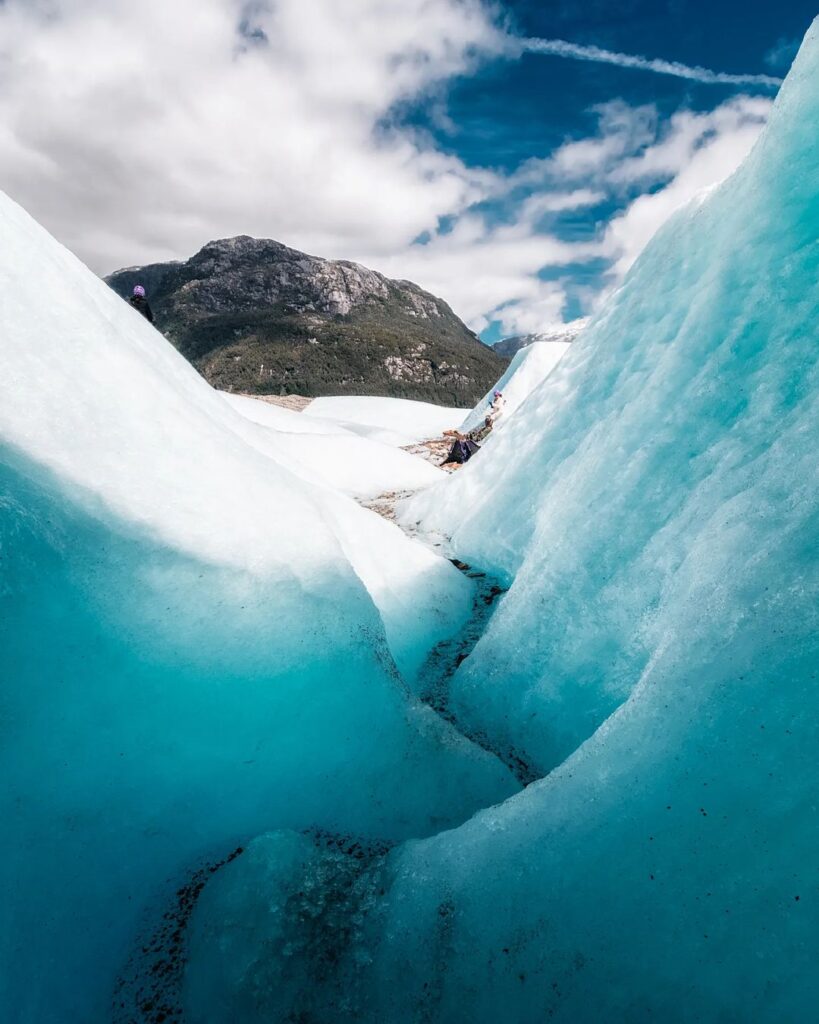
[419,0,804,171]
[399,0,814,340]
[0,0,815,341]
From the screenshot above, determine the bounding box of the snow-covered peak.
[492,318,587,359]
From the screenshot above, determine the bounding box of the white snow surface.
[223,392,444,498]
[304,395,467,446]
[222,392,354,435]
[460,341,570,434]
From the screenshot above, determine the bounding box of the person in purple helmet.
[128,284,154,323]
[487,388,506,425]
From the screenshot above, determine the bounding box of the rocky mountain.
[492,320,587,360]
[106,236,506,404]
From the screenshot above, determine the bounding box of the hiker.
[441,412,494,465]
[487,389,506,424]
[129,284,154,323]
[442,434,480,467]
[440,391,505,466]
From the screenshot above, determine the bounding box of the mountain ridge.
[106,236,507,404]
[492,320,587,359]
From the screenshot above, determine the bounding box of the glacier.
[182,18,819,1024]
[0,194,517,1022]
[1,17,817,1024]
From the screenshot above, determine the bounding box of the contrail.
[517,38,783,88]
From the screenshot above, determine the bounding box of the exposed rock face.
[492,320,587,360]
[106,236,506,404]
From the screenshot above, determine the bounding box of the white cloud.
[0,0,777,341]
[764,37,801,70]
[518,36,783,88]
[514,102,658,184]
[362,206,598,335]
[492,287,571,337]
[608,97,770,186]
[516,188,606,220]
[0,0,504,271]
[353,91,770,335]
[601,96,771,277]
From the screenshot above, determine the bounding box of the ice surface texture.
[405,20,819,777]
[191,20,819,1023]
[0,196,516,1022]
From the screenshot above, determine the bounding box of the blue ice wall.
[0,199,516,1020]
[405,17,819,777]
[186,20,819,1023]
[0,450,515,1023]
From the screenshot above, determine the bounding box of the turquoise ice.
[405,16,819,778]
[185,19,819,1023]
[0,196,516,1022]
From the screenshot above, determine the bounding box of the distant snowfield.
[223,392,444,497]
[304,395,468,446]
[223,392,349,436]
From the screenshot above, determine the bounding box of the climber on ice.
[129,284,154,323]
[487,389,505,424]
[440,388,506,467]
